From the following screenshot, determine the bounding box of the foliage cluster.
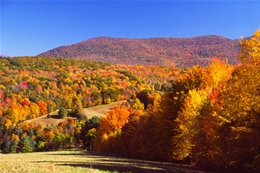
[0,56,175,124]
[91,30,260,173]
[0,56,175,153]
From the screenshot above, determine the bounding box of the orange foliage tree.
[94,104,130,152]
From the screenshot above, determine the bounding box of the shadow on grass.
[47,114,63,119]
[46,153,86,156]
[58,162,171,173]
[49,151,212,173]
[47,151,123,158]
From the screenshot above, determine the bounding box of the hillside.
[0,56,176,125]
[38,35,240,67]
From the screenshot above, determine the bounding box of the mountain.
[38,35,240,67]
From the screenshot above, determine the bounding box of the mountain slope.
[38,35,240,67]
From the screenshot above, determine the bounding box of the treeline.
[0,117,83,153]
[90,30,260,173]
[0,97,154,153]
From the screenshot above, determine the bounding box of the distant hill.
[38,35,240,67]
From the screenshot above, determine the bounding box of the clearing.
[81,100,126,119]
[0,150,212,173]
[26,100,126,126]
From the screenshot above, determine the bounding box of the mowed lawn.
[0,150,212,173]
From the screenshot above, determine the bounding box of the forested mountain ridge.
[38,35,240,67]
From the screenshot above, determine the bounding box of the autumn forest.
[0,29,260,173]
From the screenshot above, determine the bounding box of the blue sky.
[1,0,260,56]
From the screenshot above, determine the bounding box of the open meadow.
[26,101,126,126]
[0,150,211,173]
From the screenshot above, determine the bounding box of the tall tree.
[239,29,260,63]
[80,116,100,150]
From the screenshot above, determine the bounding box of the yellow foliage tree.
[29,102,40,119]
[215,63,260,172]
[4,105,21,125]
[203,58,233,89]
[172,89,207,160]
[239,29,260,63]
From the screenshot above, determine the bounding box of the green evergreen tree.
[58,107,68,118]
[10,139,19,153]
[21,136,36,153]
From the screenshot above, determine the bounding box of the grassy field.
[0,150,212,173]
[0,150,103,173]
[26,101,126,126]
[81,100,126,119]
